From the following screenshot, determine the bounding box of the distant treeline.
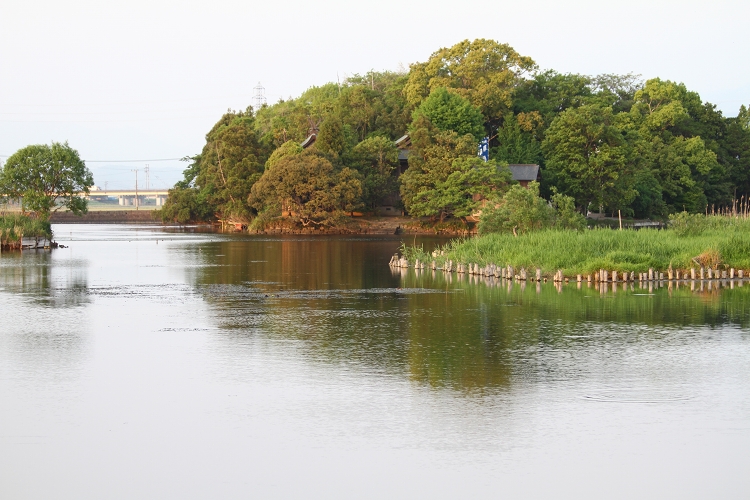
[158,39,750,226]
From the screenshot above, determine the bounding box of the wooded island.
[154,38,750,233]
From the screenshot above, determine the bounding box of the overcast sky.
[1,0,748,189]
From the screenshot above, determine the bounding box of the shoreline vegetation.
[0,214,53,250]
[153,38,750,232]
[397,214,750,278]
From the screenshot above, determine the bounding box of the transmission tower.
[144,164,150,190]
[253,82,267,110]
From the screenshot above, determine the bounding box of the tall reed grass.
[404,216,750,275]
[0,214,52,249]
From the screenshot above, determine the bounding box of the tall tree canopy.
[542,104,635,213]
[0,142,93,219]
[404,39,536,126]
[249,149,362,226]
[412,87,485,141]
[194,109,265,221]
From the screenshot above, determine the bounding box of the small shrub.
[669,211,706,237]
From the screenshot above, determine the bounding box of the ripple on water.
[582,389,694,404]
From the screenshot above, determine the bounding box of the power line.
[0,154,182,162]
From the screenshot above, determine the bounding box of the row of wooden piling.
[388,254,749,284]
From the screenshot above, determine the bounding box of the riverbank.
[399,220,750,278]
[246,216,474,235]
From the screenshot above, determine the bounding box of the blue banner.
[478,137,489,162]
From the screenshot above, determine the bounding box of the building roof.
[300,133,317,149]
[394,134,411,149]
[507,164,540,182]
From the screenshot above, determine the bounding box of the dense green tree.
[412,87,485,141]
[543,104,635,213]
[478,182,554,235]
[0,142,93,219]
[349,136,400,210]
[400,116,510,221]
[404,39,536,125]
[491,114,542,164]
[265,140,303,170]
[249,150,362,226]
[193,109,265,221]
[157,186,213,224]
[513,70,593,126]
[723,111,750,199]
[627,79,721,213]
[315,114,351,160]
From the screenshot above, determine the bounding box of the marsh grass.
[0,214,52,249]
[403,216,750,276]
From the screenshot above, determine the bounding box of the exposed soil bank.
[248,217,473,236]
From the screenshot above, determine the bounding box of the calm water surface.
[1,224,749,499]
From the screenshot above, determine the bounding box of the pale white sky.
[1,0,748,189]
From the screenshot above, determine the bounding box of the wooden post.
[730,268,735,279]
[536,268,541,282]
[648,268,654,281]
[577,274,582,283]
[612,271,617,283]
[707,268,712,279]
[618,209,622,230]
[700,267,704,280]
[691,268,696,280]
[739,270,744,279]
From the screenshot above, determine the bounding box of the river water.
[1,224,749,499]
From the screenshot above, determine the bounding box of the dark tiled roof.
[507,164,540,182]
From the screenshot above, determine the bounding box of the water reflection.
[0,250,90,308]
[184,235,750,392]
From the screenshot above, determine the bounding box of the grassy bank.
[402,217,750,276]
[0,214,52,249]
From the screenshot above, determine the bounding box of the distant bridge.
[88,189,170,207]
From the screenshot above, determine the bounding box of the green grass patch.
[402,216,750,276]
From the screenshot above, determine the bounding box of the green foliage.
[189,109,264,222]
[412,87,485,141]
[315,114,351,159]
[491,114,542,164]
[249,150,363,226]
[668,211,707,236]
[349,136,400,209]
[164,40,750,227]
[404,39,536,124]
[156,186,213,224]
[542,104,635,213]
[513,70,593,126]
[478,182,554,235]
[265,140,303,170]
[0,214,52,247]
[0,142,93,220]
[550,189,587,230]
[400,122,490,220]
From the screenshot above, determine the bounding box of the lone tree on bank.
[0,142,94,220]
